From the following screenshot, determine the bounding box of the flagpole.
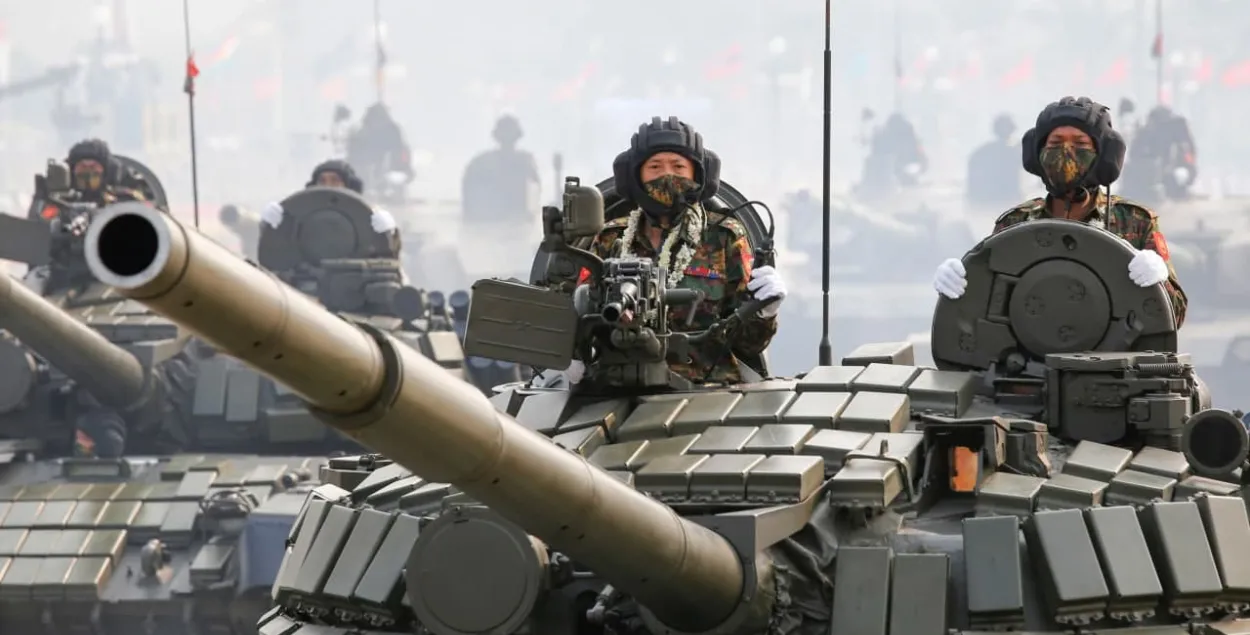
[181,0,200,229]
[892,0,901,111]
[1154,0,1163,105]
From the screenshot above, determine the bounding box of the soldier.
[965,114,1023,208]
[932,96,1188,327]
[345,103,415,201]
[1120,105,1198,202]
[853,111,927,202]
[261,159,399,238]
[565,117,788,385]
[64,138,147,205]
[461,114,541,224]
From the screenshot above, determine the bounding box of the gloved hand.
[371,208,397,234]
[261,201,284,228]
[933,258,967,299]
[747,265,787,318]
[1128,249,1169,287]
[564,360,585,385]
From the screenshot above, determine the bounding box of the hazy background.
[2,0,1250,386]
[3,0,1249,211]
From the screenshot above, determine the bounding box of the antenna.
[373,0,385,103]
[818,0,833,366]
[892,0,901,111]
[180,0,200,228]
[1153,0,1163,105]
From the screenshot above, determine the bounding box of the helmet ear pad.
[1020,96,1126,190]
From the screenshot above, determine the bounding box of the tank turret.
[257,187,518,394]
[87,181,1250,634]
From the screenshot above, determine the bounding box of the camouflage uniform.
[580,209,777,383]
[993,193,1187,327]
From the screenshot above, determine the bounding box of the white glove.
[933,258,967,299]
[1128,249,1169,287]
[564,360,585,385]
[371,208,397,234]
[747,265,787,318]
[261,201,284,228]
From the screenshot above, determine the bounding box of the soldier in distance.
[965,113,1023,209]
[564,116,788,385]
[933,96,1188,327]
[260,159,399,237]
[64,138,148,206]
[461,114,541,224]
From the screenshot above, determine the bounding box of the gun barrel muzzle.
[1181,408,1249,478]
[84,203,758,634]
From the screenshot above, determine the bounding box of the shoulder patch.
[994,197,1045,225]
[1108,195,1158,220]
[709,213,748,239]
[602,215,632,230]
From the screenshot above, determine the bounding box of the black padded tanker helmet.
[1021,96,1126,192]
[306,159,364,194]
[612,116,721,219]
[66,138,116,180]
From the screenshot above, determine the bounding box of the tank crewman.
[461,114,542,224]
[65,138,148,205]
[260,159,399,238]
[565,116,788,385]
[965,113,1023,208]
[932,96,1187,327]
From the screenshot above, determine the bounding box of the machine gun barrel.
[84,204,764,634]
[602,280,639,324]
[0,273,150,411]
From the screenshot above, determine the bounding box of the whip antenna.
[181,0,201,228]
[818,0,833,366]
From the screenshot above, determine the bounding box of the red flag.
[1000,56,1034,88]
[184,53,199,95]
[1096,58,1128,86]
[1150,33,1162,59]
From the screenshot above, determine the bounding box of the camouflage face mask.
[1039,144,1096,195]
[74,170,103,192]
[642,174,699,209]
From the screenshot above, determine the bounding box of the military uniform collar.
[1039,190,1110,230]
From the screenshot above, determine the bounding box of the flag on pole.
[1150,32,1162,59]
[184,53,199,96]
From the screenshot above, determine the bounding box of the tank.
[0,451,325,634]
[254,187,519,394]
[83,183,1250,635]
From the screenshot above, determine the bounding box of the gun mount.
[468,176,771,391]
[85,204,770,634]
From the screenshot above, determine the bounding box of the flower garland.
[617,205,706,288]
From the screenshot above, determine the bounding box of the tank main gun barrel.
[0,273,151,411]
[83,204,765,634]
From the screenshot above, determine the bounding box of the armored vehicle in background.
[83,183,1250,634]
[256,187,519,395]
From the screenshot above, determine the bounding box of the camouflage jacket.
[993,194,1188,327]
[580,211,777,384]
